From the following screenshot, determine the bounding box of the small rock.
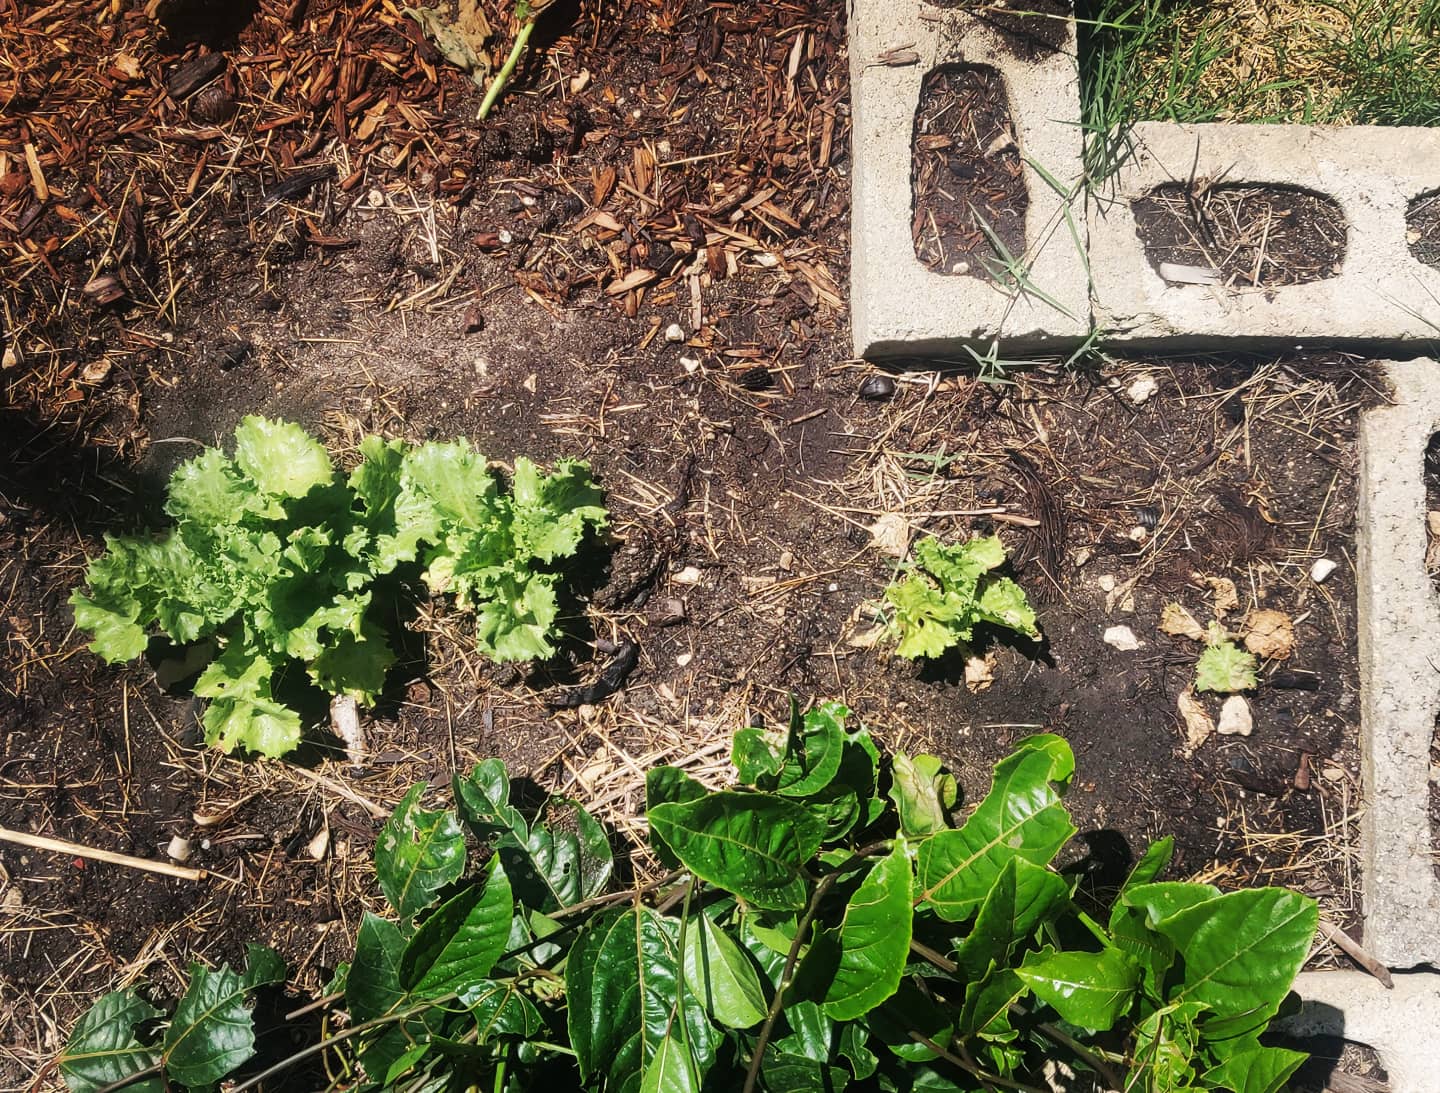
[964,654,995,694]
[1103,625,1141,651]
[1217,695,1253,737]
[858,375,896,401]
[80,359,113,385]
[1097,574,1116,593]
[1125,374,1160,405]
[778,550,794,571]
[950,261,970,275]
[1309,558,1337,584]
[675,652,693,668]
[1128,525,1149,542]
[1322,765,1345,782]
[673,565,703,585]
[1072,547,1092,568]
[166,835,194,862]
[664,322,685,343]
[680,356,701,373]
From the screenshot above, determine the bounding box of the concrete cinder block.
[1091,123,1440,348]
[848,0,1089,359]
[1287,971,1440,1093]
[1358,360,1440,968]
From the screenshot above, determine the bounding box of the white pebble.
[1103,625,1141,651]
[166,836,194,862]
[1217,695,1253,736]
[673,565,703,585]
[676,652,693,667]
[680,356,700,373]
[664,323,685,343]
[1309,558,1337,584]
[1126,374,1159,406]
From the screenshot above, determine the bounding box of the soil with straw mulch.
[911,64,1028,280]
[0,0,1386,1087]
[1408,189,1440,271]
[925,0,1073,61]
[1131,182,1348,288]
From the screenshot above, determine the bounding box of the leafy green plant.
[70,417,606,757]
[1195,623,1258,694]
[60,703,1318,1093]
[884,535,1040,659]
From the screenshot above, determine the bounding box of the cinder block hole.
[915,0,1071,60]
[1130,183,1347,288]
[1407,189,1440,269]
[911,64,1027,280]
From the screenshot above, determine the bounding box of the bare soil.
[1408,189,1440,270]
[930,0,1073,61]
[1131,182,1348,288]
[911,64,1027,280]
[0,0,1384,1085]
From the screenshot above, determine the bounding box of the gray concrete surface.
[1357,360,1440,968]
[848,0,1089,359]
[1287,971,1440,1093]
[1091,123,1440,347]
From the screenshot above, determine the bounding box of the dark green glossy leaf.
[916,735,1076,920]
[775,702,848,797]
[401,853,513,996]
[640,1024,701,1093]
[1131,1000,1204,1092]
[682,912,767,1028]
[240,943,286,990]
[376,784,466,921]
[888,752,957,837]
[646,766,707,868]
[162,962,256,1087]
[566,908,717,1093]
[1204,1043,1308,1093]
[647,793,824,910]
[838,1023,878,1081]
[383,1043,431,1087]
[958,963,1026,1039]
[822,843,913,1019]
[1015,946,1140,1031]
[954,857,1070,983]
[731,727,786,787]
[453,759,527,844]
[1123,835,1175,892]
[459,979,543,1041]
[347,912,408,1022]
[1158,888,1317,1021]
[759,1049,849,1093]
[514,797,613,911]
[57,990,162,1093]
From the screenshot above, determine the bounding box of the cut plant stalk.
[477,0,552,120]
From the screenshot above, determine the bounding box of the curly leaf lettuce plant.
[61,703,1319,1093]
[885,534,1040,658]
[70,417,605,757]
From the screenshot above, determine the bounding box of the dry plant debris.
[1131,182,1348,288]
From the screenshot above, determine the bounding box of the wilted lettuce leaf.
[1195,639,1257,693]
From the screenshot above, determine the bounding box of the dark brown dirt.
[911,64,1027,280]
[1131,183,1348,288]
[928,0,1073,60]
[1427,432,1440,881]
[1408,189,1440,270]
[0,0,1380,1085]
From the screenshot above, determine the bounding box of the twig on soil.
[0,825,206,881]
[281,762,389,819]
[1317,918,1393,988]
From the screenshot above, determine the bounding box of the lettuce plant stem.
[478,19,535,120]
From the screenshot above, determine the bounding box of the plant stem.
[740,842,890,1093]
[908,939,1125,1090]
[911,1031,1050,1093]
[478,19,535,120]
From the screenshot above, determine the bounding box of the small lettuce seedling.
[1195,622,1259,693]
[70,417,606,757]
[884,534,1039,659]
